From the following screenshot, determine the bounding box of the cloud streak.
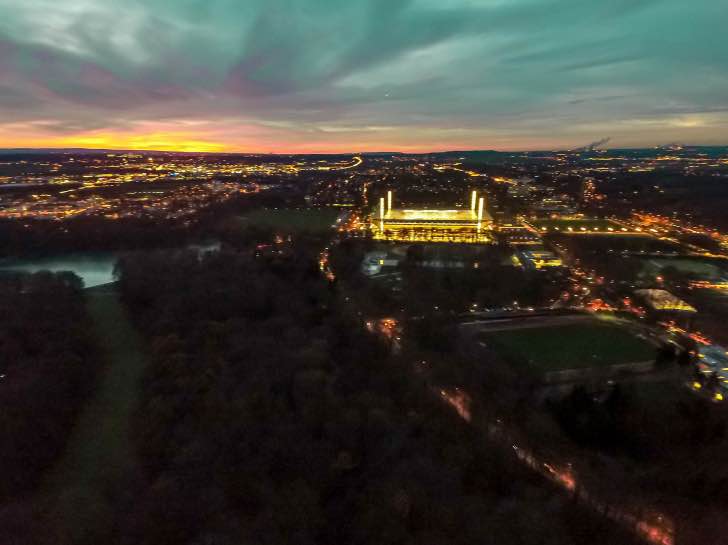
[0,0,726,151]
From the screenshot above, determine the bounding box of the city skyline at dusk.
[1,0,727,153]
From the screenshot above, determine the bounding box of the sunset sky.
[1,0,727,153]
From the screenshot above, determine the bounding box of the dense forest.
[0,272,98,501]
[106,248,634,545]
[329,239,568,317]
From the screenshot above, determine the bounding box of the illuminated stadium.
[370,190,493,243]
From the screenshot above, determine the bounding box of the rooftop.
[634,289,697,312]
[380,208,492,223]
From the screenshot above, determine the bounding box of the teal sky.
[0,0,727,152]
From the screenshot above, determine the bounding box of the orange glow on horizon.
[0,120,586,155]
[0,122,566,154]
[0,131,231,153]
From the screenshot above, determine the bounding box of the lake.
[0,241,221,288]
[0,253,118,288]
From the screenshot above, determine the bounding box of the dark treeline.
[109,248,631,545]
[599,172,728,231]
[546,379,728,543]
[0,272,98,501]
[0,187,305,259]
[401,264,565,315]
[0,217,193,258]
[330,239,567,317]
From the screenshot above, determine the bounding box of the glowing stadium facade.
[370,190,494,243]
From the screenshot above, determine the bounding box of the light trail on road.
[439,388,674,545]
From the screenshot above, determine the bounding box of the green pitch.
[240,207,341,234]
[480,322,656,372]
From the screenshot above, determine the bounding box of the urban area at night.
[4,146,728,544]
[2,1,728,544]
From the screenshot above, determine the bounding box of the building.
[496,222,542,245]
[506,177,536,199]
[370,190,493,243]
[581,178,597,204]
[361,251,401,276]
[516,246,563,269]
[634,289,697,313]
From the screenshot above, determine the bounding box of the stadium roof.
[381,208,493,223]
[634,289,697,312]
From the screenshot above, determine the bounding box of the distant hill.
[0,146,726,158]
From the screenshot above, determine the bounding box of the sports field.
[239,207,341,234]
[564,234,683,254]
[480,322,656,372]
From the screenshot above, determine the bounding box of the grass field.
[42,285,148,540]
[564,234,684,254]
[239,207,341,234]
[640,257,725,280]
[480,322,656,372]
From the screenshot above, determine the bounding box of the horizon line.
[1,144,726,155]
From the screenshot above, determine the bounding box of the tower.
[477,197,485,231]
